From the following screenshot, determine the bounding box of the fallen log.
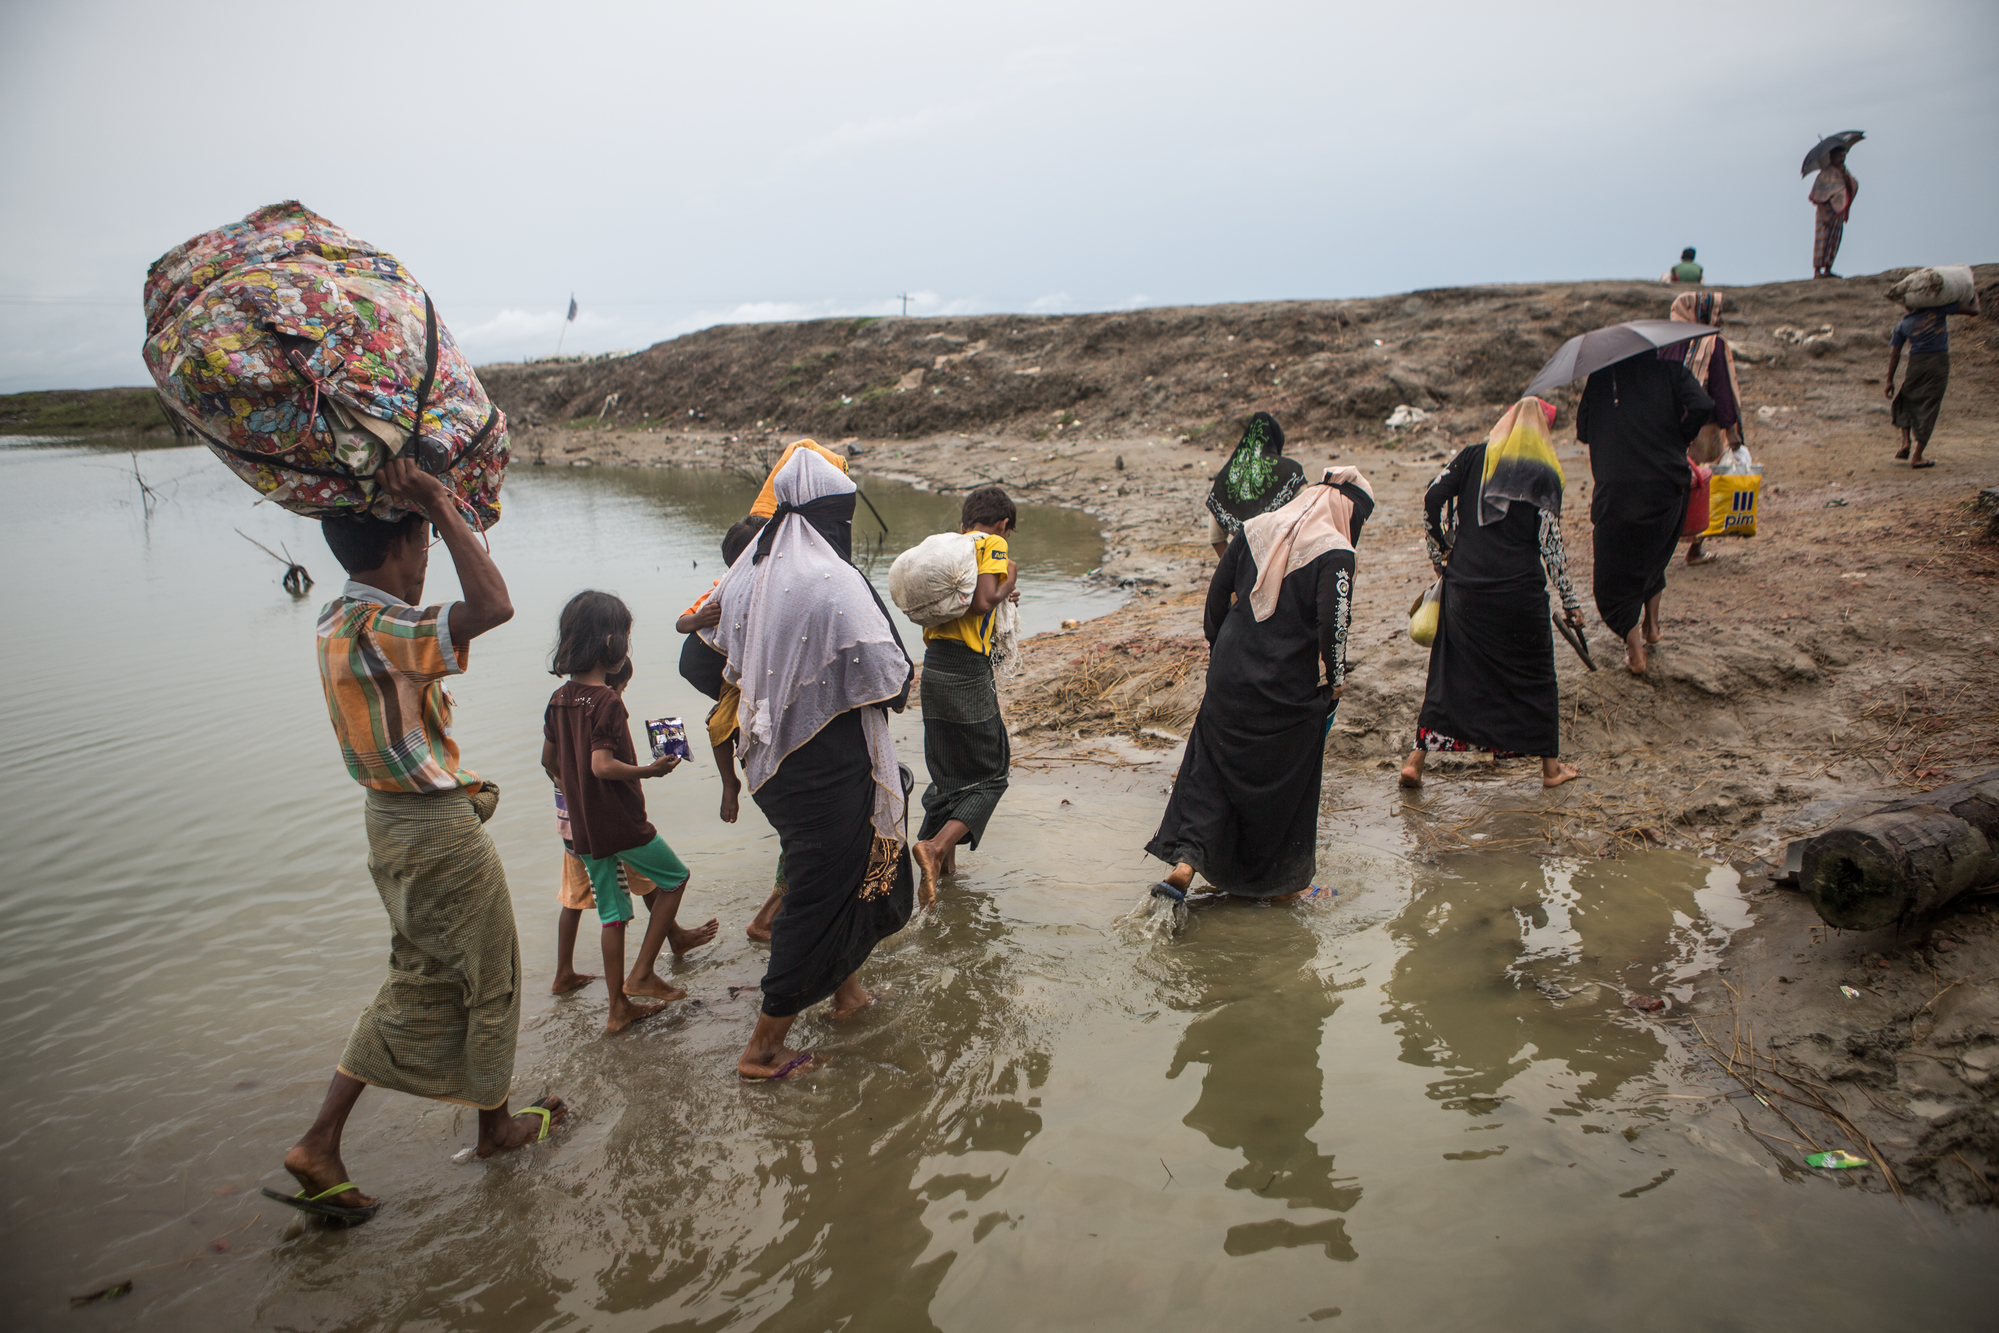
[1796,772,1999,931]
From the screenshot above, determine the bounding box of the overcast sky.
[2,0,1993,394]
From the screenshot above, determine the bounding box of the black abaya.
[1417,442,1561,757]
[1145,508,1361,898]
[1577,354,1713,637]
[753,708,914,1017]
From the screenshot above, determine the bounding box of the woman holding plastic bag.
[1145,467,1374,903]
[1400,398,1582,790]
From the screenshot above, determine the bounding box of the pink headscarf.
[1243,466,1375,621]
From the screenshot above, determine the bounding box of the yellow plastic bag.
[1408,581,1441,646]
[1702,472,1761,538]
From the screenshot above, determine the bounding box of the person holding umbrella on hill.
[1577,349,1713,674]
[1524,318,1721,675]
[1806,133,1862,279]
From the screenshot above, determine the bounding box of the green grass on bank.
[0,387,172,436]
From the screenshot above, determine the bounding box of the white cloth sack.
[1889,265,1975,311]
[888,531,979,627]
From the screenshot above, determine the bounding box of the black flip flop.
[1149,881,1187,905]
[261,1180,379,1224]
[1912,459,1936,469]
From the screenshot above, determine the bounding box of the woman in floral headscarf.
[1400,398,1582,790]
[1203,411,1306,557]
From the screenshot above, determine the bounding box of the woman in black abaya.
[692,449,916,1082]
[1399,397,1582,790]
[1578,350,1713,674]
[1203,411,1306,557]
[1146,469,1374,902]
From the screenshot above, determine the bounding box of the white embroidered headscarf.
[701,449,910,846]
[1242,466,1376,621]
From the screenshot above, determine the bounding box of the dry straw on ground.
[1007,636,1205,740]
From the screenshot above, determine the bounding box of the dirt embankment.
[483,267,1999,1208]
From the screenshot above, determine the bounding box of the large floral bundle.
[142,201,509,527]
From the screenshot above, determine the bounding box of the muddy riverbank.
[25,440,1999,1327]
[481,266,1999,1208]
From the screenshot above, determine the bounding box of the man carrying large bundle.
[139,202,554,1222]
[267,459,562,1224]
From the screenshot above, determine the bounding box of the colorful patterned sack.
[142,201,509,527]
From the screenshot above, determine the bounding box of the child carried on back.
[542,591,717,1033]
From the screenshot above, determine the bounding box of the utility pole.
[899,292,911,317]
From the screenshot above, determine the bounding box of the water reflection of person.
[1383,855,1704,1113]
[1168,914,1360,1259]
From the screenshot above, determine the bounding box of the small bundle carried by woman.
[1887,264,1976,311]
[141,201,510,526]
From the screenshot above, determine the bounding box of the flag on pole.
[566,294,578,322]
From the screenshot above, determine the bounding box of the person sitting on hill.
[1666,248,1703,284]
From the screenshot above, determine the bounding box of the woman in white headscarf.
[698,449,915,1081]
[1145,467,1375,903]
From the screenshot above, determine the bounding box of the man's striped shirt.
[317,581,477,792]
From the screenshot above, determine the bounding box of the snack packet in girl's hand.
[646,717,691,762]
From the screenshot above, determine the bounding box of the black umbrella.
[1801,130,1864,177]
[1523,320,1717,397]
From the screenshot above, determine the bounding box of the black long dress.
[1146,490,1368,898]
[1417,442,1563,758]
[1576,353,1712,638]
[752,708,914,1017]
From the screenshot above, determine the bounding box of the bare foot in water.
[1399,750,1425,788]
[1541,759,1580,788]
[668,918,719,957]
[745,890,783,942]
[550,969,598,996]
[623,971,689,1002]
[281,1143,375,1213]
[476,1095,567,1157]
[913,841,944,907]
[605,997,669,1034]
[829,975,878,1020]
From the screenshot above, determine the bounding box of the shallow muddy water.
[3,440,1995,1329]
